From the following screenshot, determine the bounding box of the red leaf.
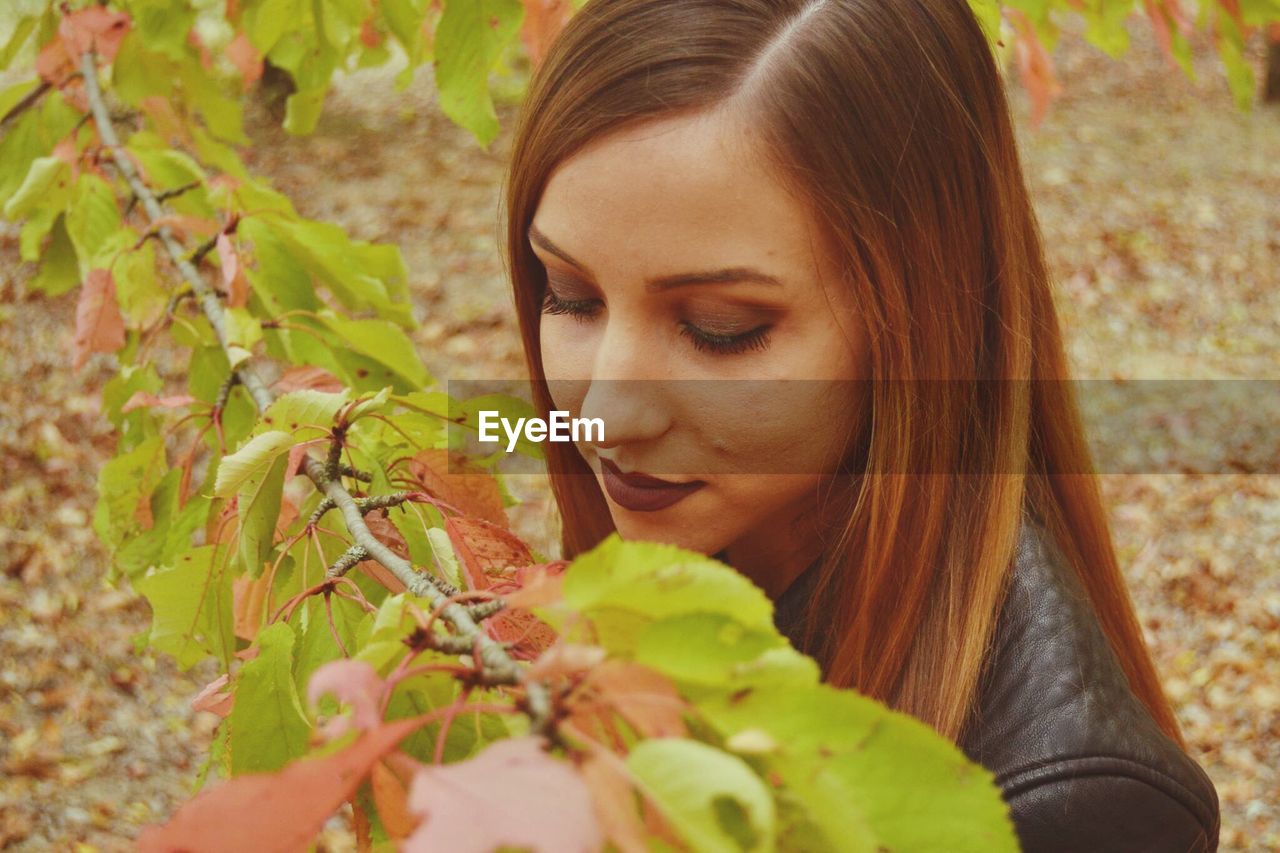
[59,6,131,62]
[216,233,251,308]
[121,391,198,413]
[406,449,509,527]
[226,31,263,89]
[273,366,346,394]
[518,0,573,70]
[403,736,603,852]
[137,715,430,853]
[72,270,126,370]
[444,516,534,588]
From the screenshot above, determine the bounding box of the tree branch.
[78,51,551,732]
[0,80,51,133]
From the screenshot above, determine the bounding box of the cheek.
[540,315,593,411]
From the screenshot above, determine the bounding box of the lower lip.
[601,466,706,512]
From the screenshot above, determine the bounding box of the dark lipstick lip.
[599,458,705,512]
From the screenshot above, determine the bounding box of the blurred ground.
[1,11,1277,851]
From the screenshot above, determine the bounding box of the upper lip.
[599,458,702,489]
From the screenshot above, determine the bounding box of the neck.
[721,474,855,600]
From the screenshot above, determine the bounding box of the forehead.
[531,109,827,283]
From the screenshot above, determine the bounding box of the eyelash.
[540,290,773,356]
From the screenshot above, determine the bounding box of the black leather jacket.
[772,514,1221,851]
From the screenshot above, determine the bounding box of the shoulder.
[960,513,1220,852]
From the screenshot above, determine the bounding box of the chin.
[606,506,726,558]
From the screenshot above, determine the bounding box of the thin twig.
[0,80,51,132]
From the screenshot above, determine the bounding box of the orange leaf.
[1007,9,1061,129]
[215,233,251,308]
[575,742,649,853]
[273,366,346,394]
[233,572,272,641]
[582,661,688,739]
[59,6,131,62]
[152,213,220,240]
[191,673,234,718]
[499,561,567,609]
[518,0,573,70]
[35,37,74,84]
[137,715,431,853]
[72,270,126,371]
[121,391,198,413]
[406,449,508,527]
[139,96,192,147]
[370,759,419,840]
[226,32,263,89]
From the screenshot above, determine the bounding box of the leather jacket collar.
[772,513,1220,851]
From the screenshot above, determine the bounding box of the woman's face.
[530,107,868,596]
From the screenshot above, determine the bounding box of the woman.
[502,0,1220,849]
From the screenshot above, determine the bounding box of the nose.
[576,315,671,452]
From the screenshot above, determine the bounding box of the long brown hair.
[501,0,1183,745]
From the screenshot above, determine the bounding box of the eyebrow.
[528,223,784,292]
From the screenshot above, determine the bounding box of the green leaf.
[1215,11,1255,111]
[126,0,197,61]
[434,0,524,147]
[0,92,77,211]
[110,33,176,105]
[261,217,410,323]
[3,155,67,220]
[0,17,37,71]
[381,0,430,66]
[65,173,122,272]
[249,0,305,53]
[284,86,327,135]
[699,683,1018,852]
[294,595,367,698]
[556,536,776,655]
[178,58,249,144]
[94,434,167,549]
[229,621,312,774]
[319,311,430,391]
[28,214,80,296]
[634,613,818,692]
[213,430,296,497]
[259,388,353,436]
[112,238,166,327]
[627,739,777,852]
[237,451,288,577]
[100,362,164,439]
[134,545,236,671]
[967,0,1002,43]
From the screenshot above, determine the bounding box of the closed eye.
[541,290,772,356]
